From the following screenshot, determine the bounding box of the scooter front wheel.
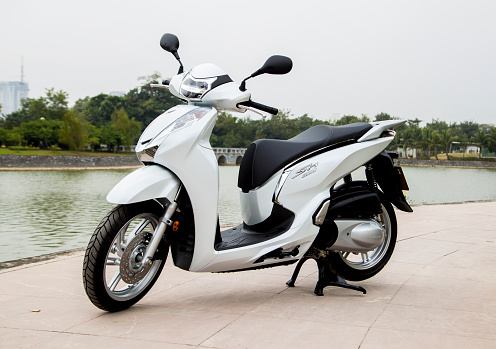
[83,201,167,312]
[328,198,397,281]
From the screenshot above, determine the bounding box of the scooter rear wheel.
[83,200,167,312]
[328,198,397,281]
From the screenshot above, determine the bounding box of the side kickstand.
[286,257,309,287]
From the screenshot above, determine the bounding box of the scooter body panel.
[276,137,392,215]
[194,137,394,273]
[240,173,281,225]
[198,220,317,272]
[148,107,221,272]
[106,165,181,205]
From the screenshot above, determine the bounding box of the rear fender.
[370,151,413,212]
[107,165,181,205]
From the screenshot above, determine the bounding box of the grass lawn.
[431,153,496,161]
[0,147,134,157]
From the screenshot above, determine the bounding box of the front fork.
[142,185,181,265]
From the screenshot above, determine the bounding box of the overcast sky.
[2,0,495,125]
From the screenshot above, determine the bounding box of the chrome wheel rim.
[104,213,162,301]
[338,203,392,270]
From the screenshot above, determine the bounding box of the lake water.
[1,166,495,262]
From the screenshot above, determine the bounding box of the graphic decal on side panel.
[292,162,319,179]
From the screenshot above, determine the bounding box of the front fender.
[107,165,181,204]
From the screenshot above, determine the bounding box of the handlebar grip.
[238,100,278,115]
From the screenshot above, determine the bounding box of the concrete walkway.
[1,201,496,348]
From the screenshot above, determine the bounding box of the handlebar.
[237,100,278,115]
[153,79,278,116]
[150,80,170,89]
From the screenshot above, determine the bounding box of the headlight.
[137,107,211,163]
[161,107,210,135]
[180,73,217,100]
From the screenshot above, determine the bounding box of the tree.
[45,89,69,120]
[19,119,62,148]
[4,89,69,128]
[85,124,101,151]
[472,129,487,160]
[4,128,22,146]
[295,114,315,132]
[487,127,496,153]
[76,94,127,126]
[331,114,370,126]
[111,108,141,152]
[457,138,470,158]
[400,128,416,158]
[59,111,88,151]
[0,128,6,146]
[453,120,479,140]
[412,127,423,159]
[439,129,453,160]
[254,110,298,140]
[98,125,122,152]
[422,128,440,159]
[426,118,449,132]
[407,118,422,128]
[125,72,182,127]
[374,112,394,121]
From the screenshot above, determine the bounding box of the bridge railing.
[212,148,247,154]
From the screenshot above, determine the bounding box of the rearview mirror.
[160,33,183,74]
[255,55,293,76]
[160,33,180,55]
[240,55,293,91]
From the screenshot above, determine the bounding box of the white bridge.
[213,148,246,165]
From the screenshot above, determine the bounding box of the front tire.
[83,200,167,312]
[328,198,397,281]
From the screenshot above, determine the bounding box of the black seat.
[238,123,372,192]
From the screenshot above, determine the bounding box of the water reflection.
[0,168,242,262]
[0,166,495,262]
[402,166,496,204]
[0,171,122,261]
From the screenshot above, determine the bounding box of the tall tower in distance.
[0,58,30,116]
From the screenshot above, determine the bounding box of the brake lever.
[150,84,169,89]
[238,105,266,119]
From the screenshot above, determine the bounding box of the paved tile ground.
[1,201,495,348]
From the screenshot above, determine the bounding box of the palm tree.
[439,129,453,160]
[401,128,415,158]
[487,127,496,154]
[422,128,440,159]
[412,127,423,159]
[471,129,487,160]
[458,138,470,158]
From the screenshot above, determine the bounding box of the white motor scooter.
[83,33,412,312]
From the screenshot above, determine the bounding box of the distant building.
[0,81,29,116]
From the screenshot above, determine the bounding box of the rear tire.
[328,197,397,281]
[83,200,167,312]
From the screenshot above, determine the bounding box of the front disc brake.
[120,233,153,284]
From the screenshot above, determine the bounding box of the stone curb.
[0,155,141,168]
[0,248,85,270]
